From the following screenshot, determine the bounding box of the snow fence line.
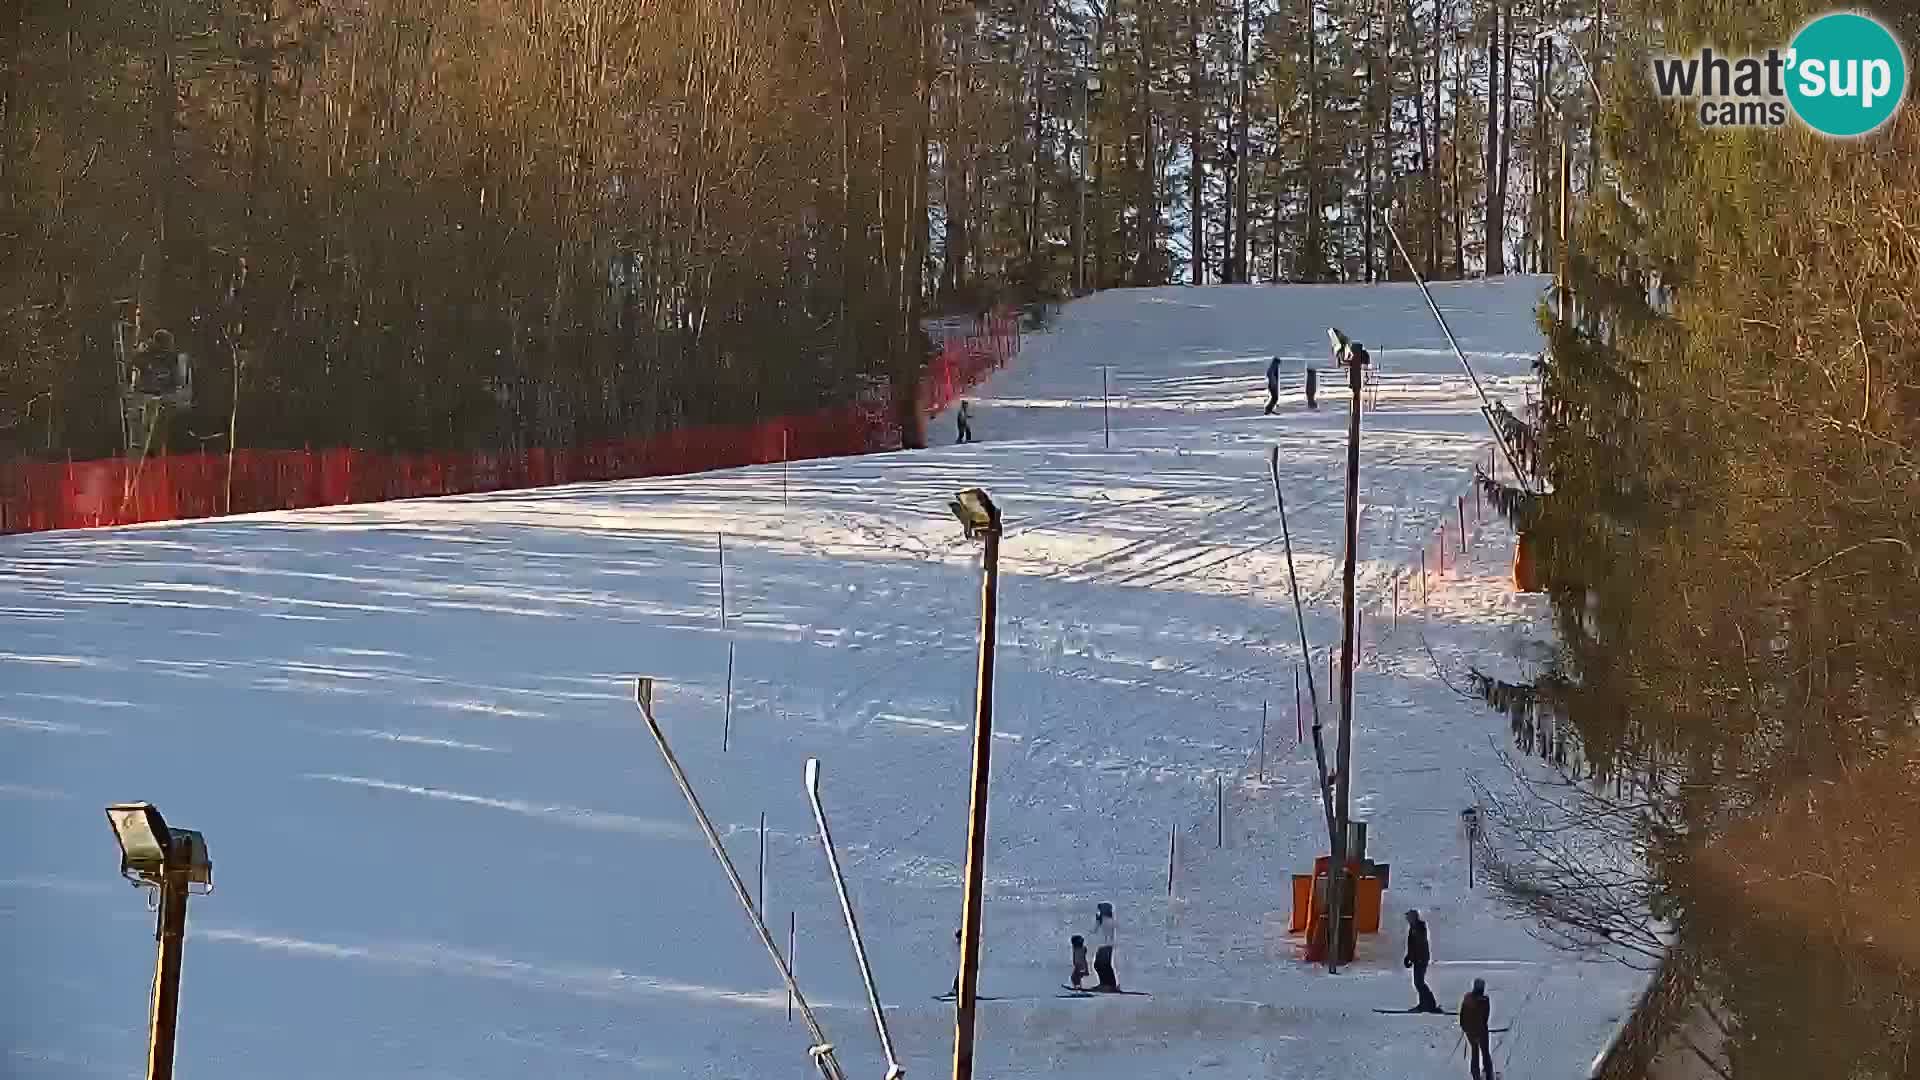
[1587,948,1680,1080]
[0,311,1021,536]
[1296,440,1506,690]
[1278,439,1511,736]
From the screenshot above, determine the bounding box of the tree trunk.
[1451,36,1465,278]
[1187,0,1203,285]
[0,0,25,214]
[1361,6,1375,283]
[1303,0,1318,282]
[1496,0,1513,276]
[1429,0,1442,278]
[1231,0,1250,283]
[1481,0,1503,276]
[1400,0,1431,280]
[1026,0,1044,291]
[1135,0,1156,283]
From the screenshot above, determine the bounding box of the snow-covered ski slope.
[4,275,1646,1080]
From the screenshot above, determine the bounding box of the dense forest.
[0,0,1606,460]
[1471,2,1920,1077]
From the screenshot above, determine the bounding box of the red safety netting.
[0,311,1019,536]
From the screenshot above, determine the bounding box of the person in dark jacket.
[1404,909,1441,1012]
[1264,356,1282,414]
[949,927,961,996]
[956,400,975,444]
[1460,978,1493,1080]
[1069,934,1090,989]
[1305,366,1319,409]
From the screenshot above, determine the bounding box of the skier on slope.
[1460,977,1494,1080]
[1264,356,1282,415]
[1092,902,1120,991]
[1404,909,1442,1013]
[1305,366,1319,409]
[956,400,975,444]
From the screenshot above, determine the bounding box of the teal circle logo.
[1786,12,1907,137]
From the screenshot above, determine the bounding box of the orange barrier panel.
[1,313,1022,536]
[1290,874,1314,934]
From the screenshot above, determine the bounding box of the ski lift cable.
[1382,217,1537,497]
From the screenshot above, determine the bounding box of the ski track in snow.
[2,276,1646,1079]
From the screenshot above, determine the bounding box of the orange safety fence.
[0,310,1019,536]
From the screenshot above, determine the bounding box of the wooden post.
[952,509,1004,1080]
[147,863,191,1080]
[1329,347,1367,973]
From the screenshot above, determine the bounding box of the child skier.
[1264,356,1282,415]
[956,400,975,444]
[1068,934,1090,989]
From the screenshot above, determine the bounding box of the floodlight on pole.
[104,802,212,1080]
[949,487,1003,1080]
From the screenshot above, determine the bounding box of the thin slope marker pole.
[1167,825,1177,899]
[634,679,846,1080]
[1258,699,1268,781]
[805,759,906,1080]
[717,533,727,626]
[1384,217,1534,494]
[723,642,736,751]
[1294,665,1302,745]
[757,810,767,913]
[788,912,796,1022]
[1271,445,1338,855]
[1216,776,1224,848]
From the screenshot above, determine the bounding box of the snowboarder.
[1305,366,1319,409]
[1068,934,1090,990]
[1264,356,1282,415]
[1092,902,1119,991]
[1404,909,1441,1013]
[956,400,975,444]
[1460,978,1494,1080]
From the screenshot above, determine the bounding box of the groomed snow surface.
[4,276,1646,1079]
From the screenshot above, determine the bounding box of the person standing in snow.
[1404,909,1441,1012]
[1264,356,1282,415]
[949,927,961,996]
[1305,366,1319,409]
[1068,934,1090,990]
[956,400,975,444]
[1460,978,1494,1080]
[1092,902,1119,991]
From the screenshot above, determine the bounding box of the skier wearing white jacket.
[1092,902,1120,991]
